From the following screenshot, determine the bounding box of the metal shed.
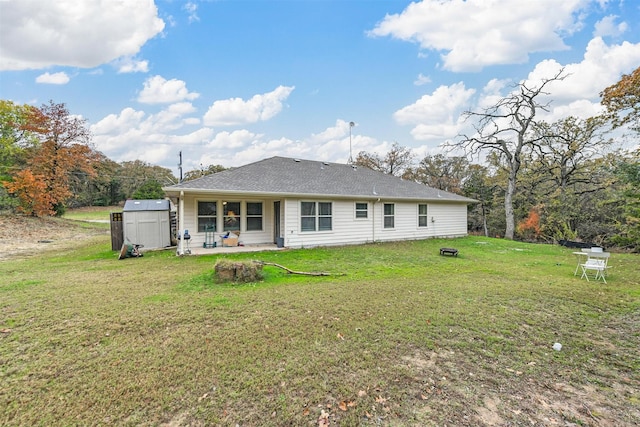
[122,199,173,250]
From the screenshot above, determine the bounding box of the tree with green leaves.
[0,101,39,210]
[462,163,498,237]
[523,115,616,241]
[183,164,226,182]
[118,160,176,199]
[612,148,640,251]
[132,179,165,200]
[354,142,414,177]
[405,154,470,194]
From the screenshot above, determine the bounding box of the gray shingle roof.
[164,156,475,203]
[123,199,171,211]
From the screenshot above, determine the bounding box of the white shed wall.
[123,211,171,249]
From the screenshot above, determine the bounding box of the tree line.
[354,67,639,251]
[1,67,638,250]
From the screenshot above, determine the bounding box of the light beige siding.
[282,199,468,249]
[177,193,468,249]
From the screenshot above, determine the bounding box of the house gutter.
[163,188,476,204]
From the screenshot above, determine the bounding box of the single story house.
[163,156,476,254]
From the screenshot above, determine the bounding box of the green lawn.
[1,232,639,426]
[62,205,121,222]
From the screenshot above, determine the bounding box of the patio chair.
[580,258,607,283]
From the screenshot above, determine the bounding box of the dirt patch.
[401,349,639,426]
[0,214,108,260]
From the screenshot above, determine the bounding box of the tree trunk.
[504,170,517,240]
[482,204,489,237]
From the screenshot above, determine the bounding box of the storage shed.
[123,199,173,250]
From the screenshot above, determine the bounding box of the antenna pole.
[348,121,355,164]
[178,151,183,183]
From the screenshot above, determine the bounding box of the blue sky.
[1,0,639,177]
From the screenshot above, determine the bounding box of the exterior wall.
[282,198,468,249]
[178,193,277,248]
[178,193,468,250]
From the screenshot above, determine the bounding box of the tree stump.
[214,259,263,283]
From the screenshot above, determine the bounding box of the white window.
[246,202,263,231]
[301,201,332,232]
[355,202,368,219]
[383,203,395,229]
[223,201,241,232]
[197,201,217,232]
[418,204,428,227]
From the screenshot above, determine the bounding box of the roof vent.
[351,165,357,170]
[323,162,329,166]
[294,158,301,162]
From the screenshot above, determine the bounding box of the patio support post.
[178,191,184,256]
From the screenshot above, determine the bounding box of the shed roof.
[164,156,475,203]
[123,199,171,212]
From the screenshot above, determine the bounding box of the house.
[162,156,475,254]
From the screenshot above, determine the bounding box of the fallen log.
[255,261,345,276]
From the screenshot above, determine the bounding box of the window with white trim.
[355,202,368,219]
[197,201,217,232]
[223,201,241,232]
[383,203,395,229]
[418,204,428,227]
[301,201,332,232]
[246,202,263,231]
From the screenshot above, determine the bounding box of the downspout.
[178,191,184,256]
[372,198,380,243]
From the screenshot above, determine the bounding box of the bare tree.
[455,69,567,239]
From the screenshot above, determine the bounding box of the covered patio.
[172,243,283,256]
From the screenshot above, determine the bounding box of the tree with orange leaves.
[601,66,640,133]
[516,208,541,240]
[4,101,99,216]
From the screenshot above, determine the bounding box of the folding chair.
[580,258,607,283]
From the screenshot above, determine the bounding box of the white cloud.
[138,75,200,104]
[184,2,200,23]
[90,104,209,164]
[593,15,628,37]
[414,73,431,86]
[524,37,640,110]
[205,130,259,150]
[35,71,70,85]
[115,57,150,74]
[308,119,353,143]
[369,0,589,72]
[203,86,295,126]
[393,82,475,142]
[192,120,387,169]
[0,0,165,71]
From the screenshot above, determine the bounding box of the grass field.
[1,218,639,426]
